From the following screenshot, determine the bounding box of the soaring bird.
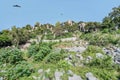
[13,5,21,8]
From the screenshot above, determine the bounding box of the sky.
[0,0,120,31]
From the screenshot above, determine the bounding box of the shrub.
[55,32,73,39]
[80,32,119,46]
[82,45,103,58]
[0,48,23,64]
[87,56,113,69]
[57,60,70,70]
[45,33,54,40]
[44,49,67,63]
[28,42,53,61]
[28,44,39,57]
[44,53,65,63]
[5,61,34,80]
[0,35,12,47]
[34,43,52,61]
[90,68,117,80]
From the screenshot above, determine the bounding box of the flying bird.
[13,5,21,8]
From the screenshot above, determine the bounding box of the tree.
[11,26,20,47]
[0,29,12,47]
[53,21,63,38]
[0,34,12,47]
[25,24,32,30]
[11,26,31,47]
[85,22,97,32]
[109,6,120,23]
[34,22,41,29]
[102,6,120,30]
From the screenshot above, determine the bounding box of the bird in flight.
[13,5,21,8]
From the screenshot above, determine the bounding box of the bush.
[34,46,51,61]
[45,33,54,40]
[55,32,73,39]
[28,44,39,57]
[80,32,119,46]
[92,68,117,80]
[82,45,103,58]
[5,61,34,80]
[57,60,70,70]
[44,49,67,63]
[87,56,113,69]
[44,53,65,63]
[0,35,12,47]
[33,43,52,61]
[0,48,23,64]
[28,42,53,61]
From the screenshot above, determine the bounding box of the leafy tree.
[102,5,120,30]
[109,6,120,25]
[102,17,115,29]
[0,29,12,47]
[53,21,64,38]
[0,34,12,47]
[24,24,32,30]
[85,22,100,32]
[11,26,20,47]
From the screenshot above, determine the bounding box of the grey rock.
[85,72,98,80]
[96,53,104,58]
[0,77,3,80]
[67,70,74,75]
[69,74,82,80]
[86,56,93,63]
[114,54,120,64]
[38,69,43,74]
[87,56,92,60]
[54,70,63,80]
[65,46,86,53]
[116,48,120,53]
[76,53,83,60]
[68,55,73,60]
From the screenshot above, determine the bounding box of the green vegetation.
[0,5,119,80]
[0,48,23,64]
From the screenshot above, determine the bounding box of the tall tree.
[102,6,120,30]
[11,26,19,47]
[109,6,120,24]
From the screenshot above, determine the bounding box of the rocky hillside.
[0,5,120,80]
